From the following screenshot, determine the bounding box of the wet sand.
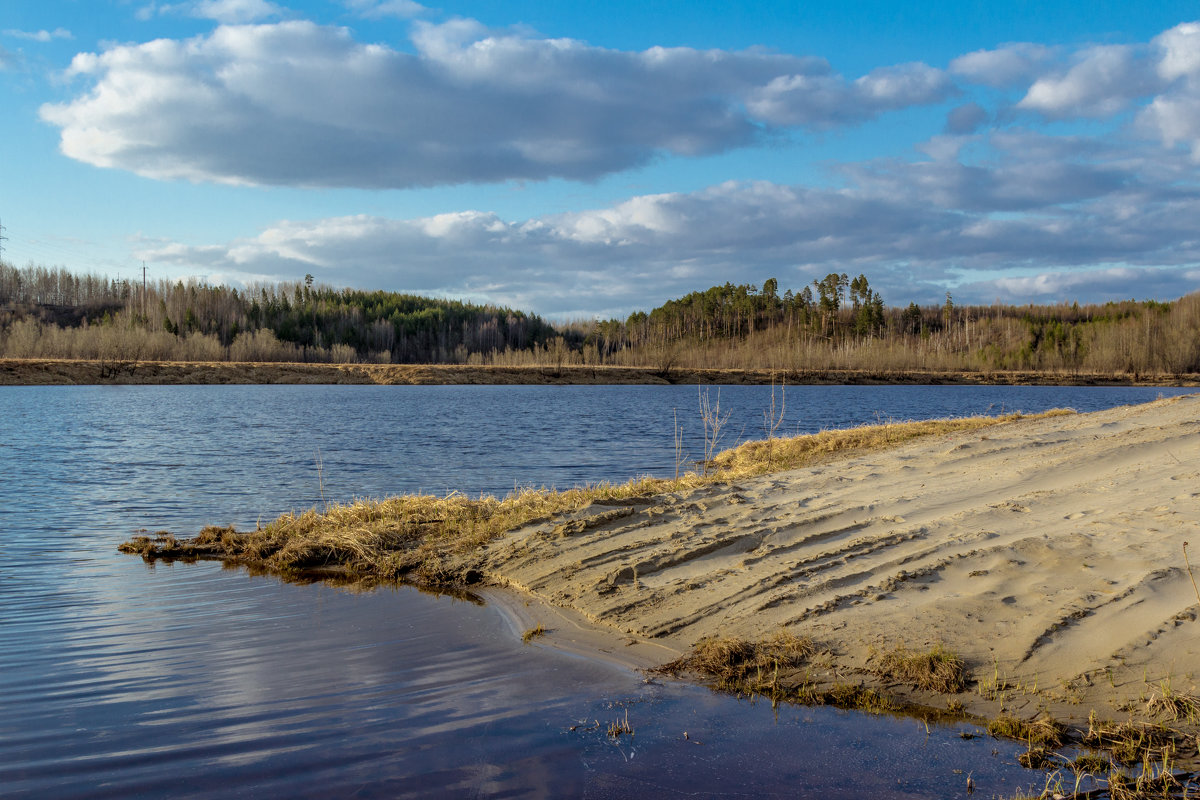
[468,395,1200,741]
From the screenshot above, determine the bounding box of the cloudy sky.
[3,0,1200,318]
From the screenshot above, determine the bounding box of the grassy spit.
[120,410,1066,582]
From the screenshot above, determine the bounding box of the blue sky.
[3,0,1200,318]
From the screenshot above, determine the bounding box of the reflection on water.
[1,384,1187,798]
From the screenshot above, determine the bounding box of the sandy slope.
[472,395,1200,730]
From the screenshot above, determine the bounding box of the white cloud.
[1018,44,1161,118]
[744,61,954,127]
[192,0,284,23]
[142,0,285,23]
[0,43,14,70]
[963,266,1200,305]
[949,43,1055,88]
[136,126,1200,315]
[3,28,73,42]
[1138,22,1200,160]
[41,18,951,188]
[1155,21,1200,82]
[343,0,425,19]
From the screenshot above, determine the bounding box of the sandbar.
[467,395,1200,745]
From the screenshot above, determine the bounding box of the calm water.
[1,384,1190,798]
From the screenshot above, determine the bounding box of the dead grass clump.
[1018,745,1053,770]
[877,643,967,693]
[1085,713,1179,766]
[987,714,1067,749]
[1105,762,1190,800]
[607,708,634,738]
[1145,680,1200,724]
[657,630,814,696]
[522,624,546,643]
[1070,752,1113,775]
[826,683,899,713]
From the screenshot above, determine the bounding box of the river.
[1,384,1189,798]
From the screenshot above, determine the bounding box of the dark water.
[1,384,1190,798]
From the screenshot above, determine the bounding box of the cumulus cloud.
[1138,22,1200,159]
[946,23,1200,161]
[1018,44,1161,118]
[137,126,1200,315]
[41,18,951,188]
[746,61,954,127]
[949,43,1056,87]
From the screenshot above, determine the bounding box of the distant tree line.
[0,264,555,363]
[563,272,1200,377]
[2,262,1198,376]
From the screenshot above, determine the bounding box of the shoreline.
[454,396,1200,772]
[5,357,1200,386]
[122,396,1200,782]
[479,586,682,674]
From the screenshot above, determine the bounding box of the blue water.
[0,384,1189,798]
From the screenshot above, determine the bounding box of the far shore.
[3,357,1200,386]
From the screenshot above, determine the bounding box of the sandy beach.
[470,395,1200,745]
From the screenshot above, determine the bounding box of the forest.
[2,262,1199,377]
[0,264,556,364]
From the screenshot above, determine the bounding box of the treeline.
[515,273,1200,377]
[0,264,556,363]
[2,262,1199,376]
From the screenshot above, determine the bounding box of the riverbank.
[5,357,1200,386]
[477,394,1200,723]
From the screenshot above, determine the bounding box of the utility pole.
[0,217,8,263]
[142,261,147,319]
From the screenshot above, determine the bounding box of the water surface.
[2,384,1188,798]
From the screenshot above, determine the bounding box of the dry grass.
[709,410,1073,478]
[876,643,968,693]
[1146,680,1200,724]
[987,714,1068,749]
[1086,713,1181,766]
[120,410,1073,586]
[657,630,815,690]
[522,623,547,643]
[607,708,634,738]
[121,476,705,582]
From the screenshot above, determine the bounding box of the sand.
[469,395,1200,738]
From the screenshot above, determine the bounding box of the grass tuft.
[987,714,1067,748]
[658,630,815,693]
[876,643,967,693]
[522,623,546,643]
[1145,679,1200,724]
